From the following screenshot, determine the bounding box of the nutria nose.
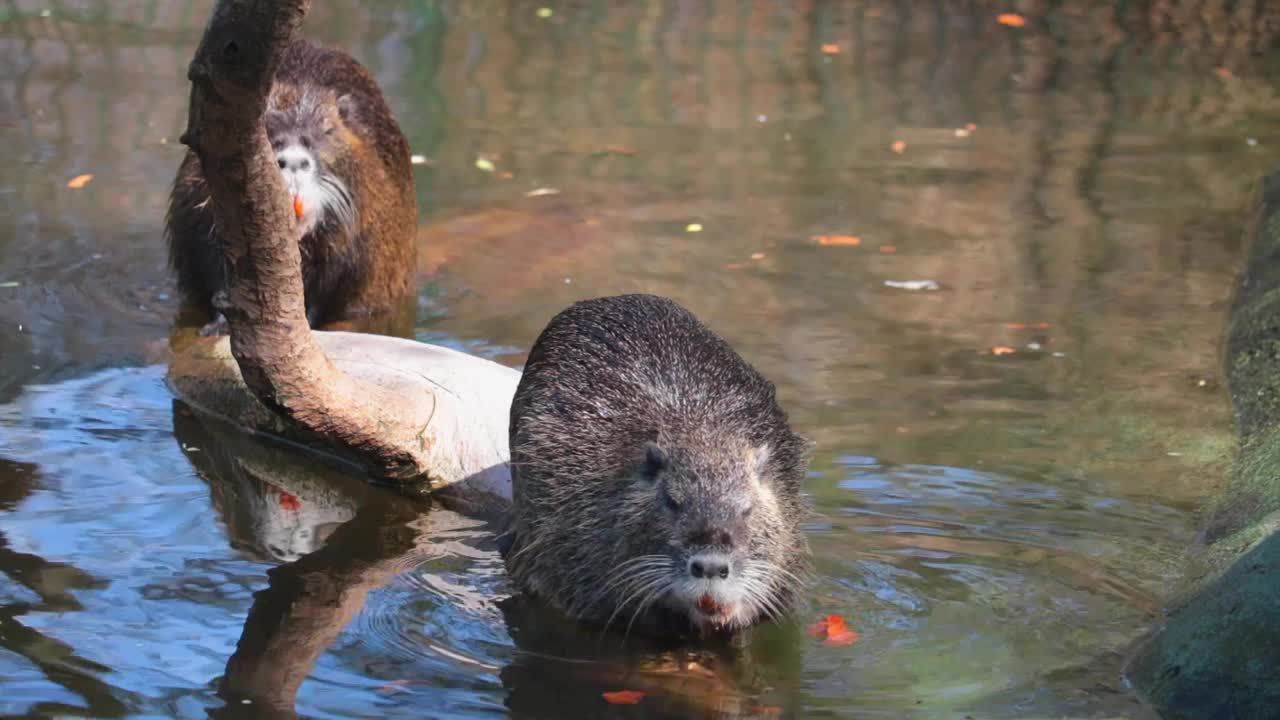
[276,147,313,173]
[689,554,730,580]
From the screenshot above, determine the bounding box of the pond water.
[1,2,1277,718]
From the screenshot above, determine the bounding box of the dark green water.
[1,2,1278,718]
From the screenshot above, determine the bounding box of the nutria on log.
[503,294,812,637]
[166,38,416,332]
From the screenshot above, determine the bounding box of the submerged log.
[175,0,463,483]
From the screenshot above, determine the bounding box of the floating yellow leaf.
[66,174,94,189]
[686,223,703,233]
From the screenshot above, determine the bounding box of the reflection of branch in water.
[174,404,797,719]
[0,604,131,718]
[220,499,426,714]
[172,403,431,713]
[0,459,123,716]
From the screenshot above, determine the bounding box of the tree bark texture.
[181,0,432,480]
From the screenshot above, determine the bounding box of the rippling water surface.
[2,2,1277,718]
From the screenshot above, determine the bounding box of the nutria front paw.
[198,315,230,336]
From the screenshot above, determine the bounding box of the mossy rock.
[1127,168,1280,717]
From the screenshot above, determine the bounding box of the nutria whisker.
[739,565,785,622]
[591,555,672,603]
[621,579,675,643]
[318,174,358,238]
[600,570,672,634]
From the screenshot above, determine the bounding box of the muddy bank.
[1128,168,1280,718]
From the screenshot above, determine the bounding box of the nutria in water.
[503,294,812,636]
[166,38,416,332]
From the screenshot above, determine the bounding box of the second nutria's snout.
[274,144,327,236]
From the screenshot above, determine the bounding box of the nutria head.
[505,294,812,638]
[264,85,360,240]
[614,435,808,634]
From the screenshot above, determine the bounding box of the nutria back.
[166,38,416,331]
[505,294,811,636]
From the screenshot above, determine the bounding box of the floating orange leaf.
[813,235,861,247]
[878,245,897,254]
[965,122,977,132]
[821,43,841,55]
[991,346,1017,356]
[809,614,859,646]
[891,140,906,154]
[293,195,305,218]
[602,690,646,705]
[498,171,515,179]
[825,629,861,646]
[750,252,766,260]
[1214,67,1233,80]
[66,173,94,189]
[725,262,747,270]
[997,13,1026,27]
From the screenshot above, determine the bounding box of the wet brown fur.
[503,294,812,637]
[166,38,416,329]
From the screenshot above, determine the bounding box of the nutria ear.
[746,444,772,478]
[336,93,356,122]
[639,442,667,482]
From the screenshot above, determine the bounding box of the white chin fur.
[286,175,326,236]
[276,144,328,237]
[669,579,751,628]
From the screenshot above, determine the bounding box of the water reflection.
[2,0,1276,717]
[173,395,796,720]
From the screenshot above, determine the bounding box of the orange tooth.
[293,195,304,218]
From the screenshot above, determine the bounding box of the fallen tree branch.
[180,0,431,480]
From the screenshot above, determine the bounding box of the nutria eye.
[663,492,680,513]
[640,442,667,483]
[323,125,336,136]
